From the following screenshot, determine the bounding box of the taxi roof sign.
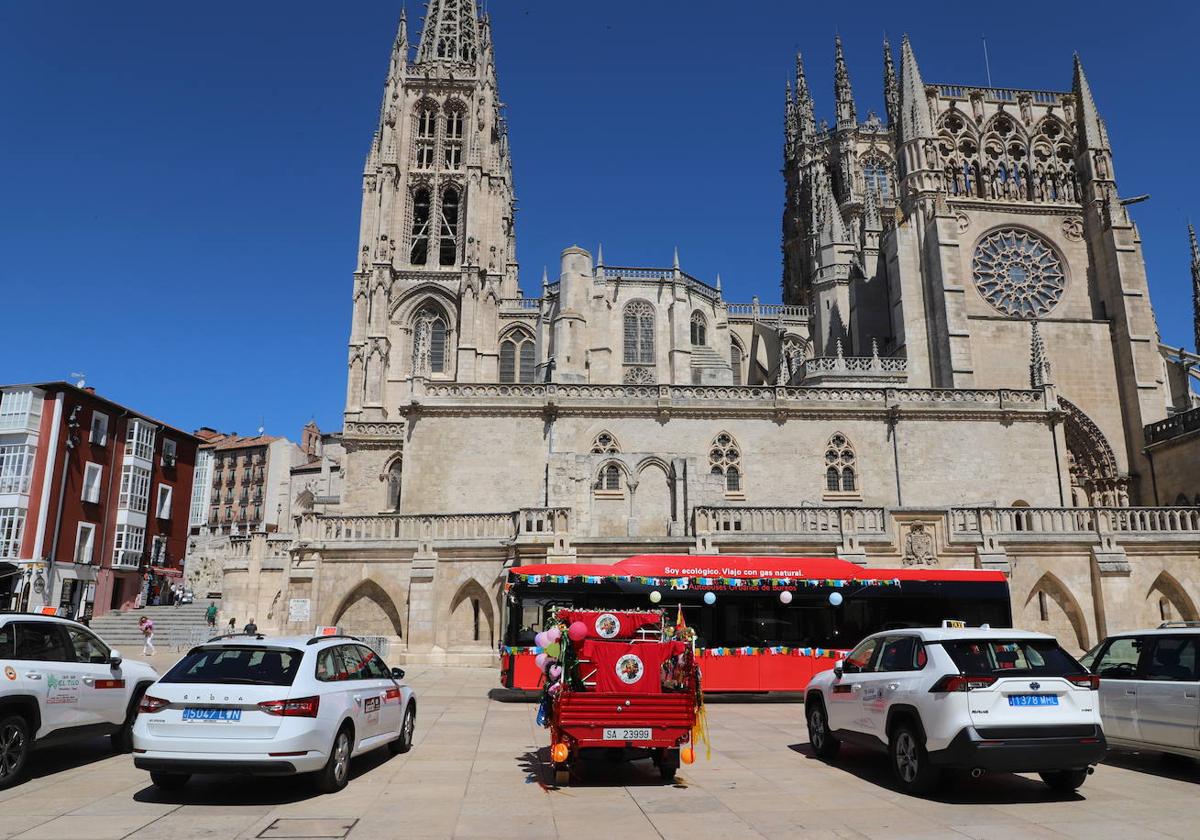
[941,619,966,628]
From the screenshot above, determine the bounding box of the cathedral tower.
[345,1,518,423]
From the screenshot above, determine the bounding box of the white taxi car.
[132,633,415,792]
[805,624,1106,795]
[0,613,158,789]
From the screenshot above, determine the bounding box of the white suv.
[1082,622,1200,759]
[132,633,415,792]
[805,625,1106,795]
[0,613,159,789]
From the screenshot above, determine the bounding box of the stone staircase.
[90,603,220,651]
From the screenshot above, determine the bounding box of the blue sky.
[2,1,1197,439]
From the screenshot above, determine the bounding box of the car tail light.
[928,675,997,693]
[1068,674,1100,690]
[259,696,320,717]
[138,694,169,714]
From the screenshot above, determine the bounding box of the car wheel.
[149,771,190,790]
[390,704,415,755]
[806,699,840,760]
[1039,768,1089,792]
[111,684,149,753]
[0,715,31,790]
[889,723,941,795]
[315,726,353,793]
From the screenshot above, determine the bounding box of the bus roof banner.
[508,554,1006,585]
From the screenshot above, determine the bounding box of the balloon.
[534,631,550,649]
[829,591,844,607]
[543,642,561,658]
[681,746,695,765]
[703,592,716,605]
[568,621,588,642]
[779,590,793,605]
[546,626,562,643]
[549,664,562,680]
[535,653,549,671]
[649,590,662,604]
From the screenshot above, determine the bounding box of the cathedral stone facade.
[221,1,1200,662]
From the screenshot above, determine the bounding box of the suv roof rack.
[306,634,362,645]
[205,632,267,643]
[1157,621,1200,629]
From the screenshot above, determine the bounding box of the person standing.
[139,616,155,656]
[244,618,258,635]
[206,601,218,629]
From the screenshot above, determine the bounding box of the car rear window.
[160,646,303,686]
[941,639,1085,676]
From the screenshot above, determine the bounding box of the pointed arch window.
[385,458,403,512]
[590,431,621,455]
[730,339,744,386]
[623,300,655,365]
[824,433,858,494]
[409,188,431,265]
[708,432,743,494]
[414,102,437,170]
[499,329,536,383]
[690,311,707,346]
[863,159,892,200]
[439,186,461,266]
[444,102,465,170]
[595,463,623,493]
[412,304,449,375]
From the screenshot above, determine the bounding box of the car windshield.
[941,638,1085,676]
[160,646,303,686]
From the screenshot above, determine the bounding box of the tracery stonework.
[972,228,1067,318]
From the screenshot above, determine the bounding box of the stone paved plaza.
[4,663,1200,840]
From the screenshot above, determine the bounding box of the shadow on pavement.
[487,688,538,703]
[787,741,1086,805]
[1103,747,1200,783]
[521,745,687,791]
[24,736,118,781]
[131,747,396,806]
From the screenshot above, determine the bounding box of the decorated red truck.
[534,608,705,784]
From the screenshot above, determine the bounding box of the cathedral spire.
[898,35,932,142]
[1072,54,1108,150]
[1191,223,1200,353]
[883,37,899,128]
[794,52,816,142]
[1030,321,1053,388]
[834,35,857,129]
[416,0,482,66]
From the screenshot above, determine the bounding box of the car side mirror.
[833,659,844,679]
[109,649,123,669]
[391,667,405,681]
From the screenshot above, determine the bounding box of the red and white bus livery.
[500,555,1011,692]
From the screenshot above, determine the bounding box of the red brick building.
[0,382,200,618]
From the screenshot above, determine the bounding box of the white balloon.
[828,591,844,607]
[703,592,717,605]
[649,590,662,603]
[779,590,793,604]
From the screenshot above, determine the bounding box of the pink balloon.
[546,626,562,643]
[534,631,550,649]
[568,621,588,642]
[535,653,549,671]
[549,664,562,680]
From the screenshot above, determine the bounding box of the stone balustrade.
[299,507,571,545]
[694,506,888,539]
[1145,406,1200,445]
[934,84,1064,105]
[725,302,810,320]
[950,506,1200,540]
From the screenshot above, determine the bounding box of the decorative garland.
[510,572,902,589]
[504,644,848,658]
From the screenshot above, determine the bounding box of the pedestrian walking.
[173,585,182,607]
[244,618,258,635]
[206,601,218,629]
[228,617,237,632]
[139,616,155,656]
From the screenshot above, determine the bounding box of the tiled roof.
[201,433,281,451]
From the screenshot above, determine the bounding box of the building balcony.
[798,352,908,386]
[1145,406,1200,446]
[111,550,141,570]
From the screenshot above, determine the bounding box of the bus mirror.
[833,659,844,679]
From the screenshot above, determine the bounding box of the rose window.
[972,229,1066,318]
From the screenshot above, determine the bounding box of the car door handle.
[1125,690,1137,696]
[82,677,95,686]
[851,684,861,691]
[888,683,899,691]
[26,672,43,680]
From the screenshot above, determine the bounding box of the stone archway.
[1146,570,1199,624]
[1024,571,1089,651]
[447,578,495,647]
[1058,397,1128,507]
[331,579,404,637]
[632,460,673,537]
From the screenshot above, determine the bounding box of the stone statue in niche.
[903,523,936,566]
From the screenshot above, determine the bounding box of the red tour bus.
[500,554,1011,692]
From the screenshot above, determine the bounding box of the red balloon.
[568,621,588,642]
